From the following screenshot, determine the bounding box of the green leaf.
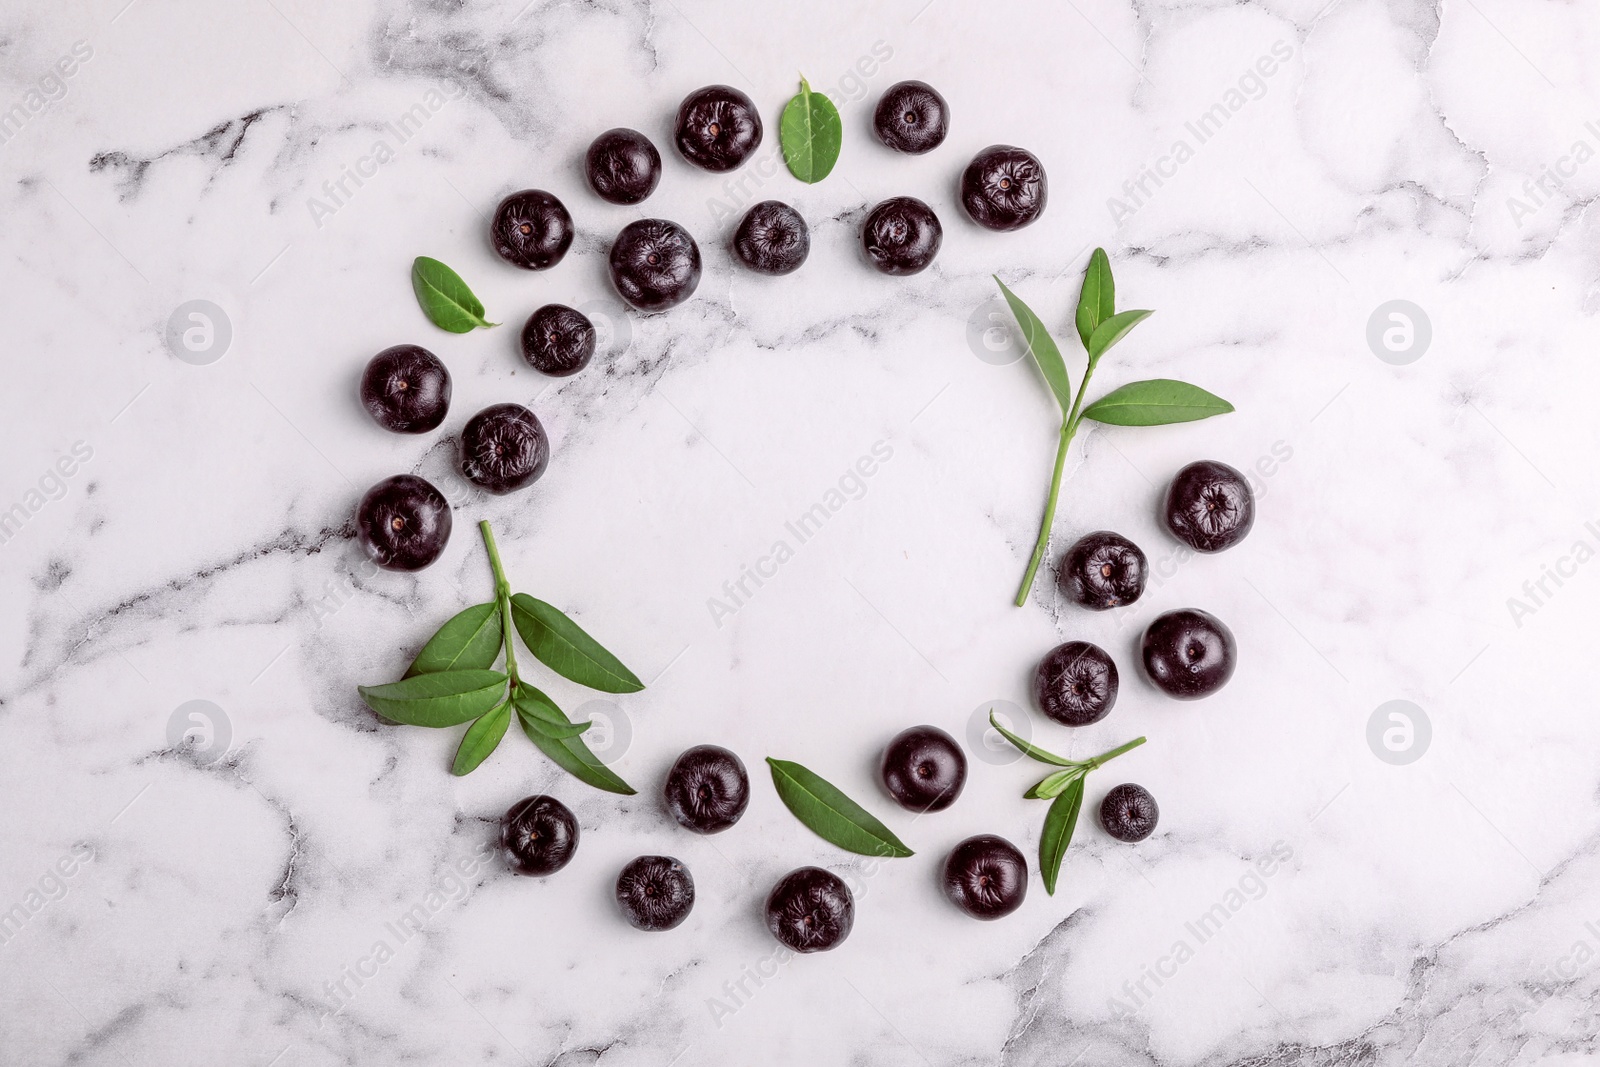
[451,700,511,776]
[987,710,1075,768]
[995,277,1073,415]
[512,687,635,795]
[1075,248,1115,350]
[780,76,842,183]
[411,256,497,333]
[1086,309,1154,363]
[1025,768,1082,799]
[1040,777,1085,895]
[358,669,508,727]
[510,593,644,694]
[404,602,503,678]
[766,758,913,858]
[1080,379,1235,427]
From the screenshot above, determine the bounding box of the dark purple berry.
[586,127,661,205]
[1164,460,1256,553]
[616,856,694,931]
[663,745,749,834]
[862,196,942,275]
[1059,531,1147,610]
[943,835,1027,920]
[490,189,573,270]
[674,85,762,172]
[608,219,702,312]
[879,725,966,812]
[459,403,549,495]
[520,304,596,377]
[765,866,853,953]
[360,344,450,434]
[1142,609,1236,700]
[355,474,451,572]
[873,80,948,154]
[1033,641,1118,727]
[501,795,579,876]
[733,201,809,276]
[960,145,1047,231]
[1099,784,1158,842]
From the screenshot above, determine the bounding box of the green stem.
[1085,735,1146,771]
[1014,355,1102,607]
[479,521,520,686]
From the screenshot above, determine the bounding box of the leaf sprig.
[998,249,1234,605]
[779,76,842,184]
[989,710,1145,894]
[411,255,497,333]
[357,521,642,790]
[766,757,913,858]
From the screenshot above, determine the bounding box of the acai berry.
[943,834,1027,920]
[1033,641,1118,727]
[1099,784,1159,842]
[873,80,948,154]
[355,474,451,572]
[879,725,966,812]
[1142,608,1236,700]
[663,745,750,834]
[1058,531,1147,610]
[1164,460,1256,553]
[521,304,596,377]
[960,145,1047,231]
[501,795,579,876]
[674,85,763,172]
[765,866,853,953]
[861,196,942,275]
[360,344,450,434]
[460,403,550,495]
[586,127,662,205]
[490,189,573,270]
[732,201,810,275]
[616,856,695,931]
[608,219,702,312]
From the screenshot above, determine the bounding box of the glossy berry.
[460,403,549,495]
[1100,784,1159,842]
[521,304,595,377]
[360,344,450,434]
[1142,608,1236,700]
[873,80,948,154]
[943,835,1027,920]
[608,219,702,312]
[355,474,451,572]
[1059,531,1147,610]
[862,196,942,276]
[663,745,749,834]
[490,190,573,270]
[733,201,810,276]
[1164,460,1256,553]
[765,866,854,953]
[1033,641,1119,727]
[586,127,662,205]
[960,145,1047,231]
[501,795,579,876]
[674,84,762,172]
[616,856,695,931]
[879,725,966,812]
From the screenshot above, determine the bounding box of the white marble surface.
[3,0,1599,1063]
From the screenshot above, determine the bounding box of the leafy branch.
[998,249,1235,606]
[989,710,1145,894]
[357,520,642,791]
